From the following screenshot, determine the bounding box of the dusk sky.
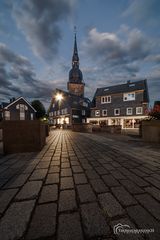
[0,0,160,108]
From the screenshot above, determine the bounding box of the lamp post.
[55,93,63,128]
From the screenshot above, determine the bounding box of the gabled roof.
[3,97,37,112]
[94,79,149,101]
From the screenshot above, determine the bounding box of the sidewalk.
[0,130,160,240]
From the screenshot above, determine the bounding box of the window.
[101,96,111,104]
[30,113,33,120]
[5,111,10,120]
[126,108,133,115]
[114,108,120,116]
[95,110,100,116]
[102,109,107,116]
[82,110,85,116]
[20,112,25,120]
[19,104,25,112]
[49,112,53,117]
[136,107,143,115]
[123,92,135,101]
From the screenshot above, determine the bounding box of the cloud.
[0,42,53,103]
[83,27,151,66]
[123,0,160,26]
[12,0,75,62]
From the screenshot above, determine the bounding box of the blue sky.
[0,0,160,108]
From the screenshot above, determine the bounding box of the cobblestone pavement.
[0,130,160,240]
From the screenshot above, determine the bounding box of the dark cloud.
[12,0,75,62]
[0,42,53,102]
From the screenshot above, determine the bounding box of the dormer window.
[101,96,111,104]
[123,92,135,101]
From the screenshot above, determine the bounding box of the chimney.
[127,80,130,84]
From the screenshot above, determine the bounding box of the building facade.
[0,97,36,121]
[48,33,90,127]
[87,80,149,129]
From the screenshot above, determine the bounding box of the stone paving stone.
[15,181,42,200]
[59,190,77,212]
[26,203,57,239]
[60,177,74,190]
[51,160,60,166]
[90,179,109,194]
[58,212,83,240]
[0,189,18,214]
[49,165,60,173]
[39,184,58,203]
[102,174,120,187]
[30,169,47,180]
[111,162,121,168]
[70,161,80,166]
[120,179,144,194]
[127,205,160,240]
[103,163,115,171]
[85,169,100,179]
[3,173,30,189]
[151,173,160,181]
[73,173,88,184]
[144,176,160,189]
[72,166,83,173]
[81,163,93,170]
[98,192,125,217]
[0,200,35,240]
[110,170,126,180]
[135,193,160,221]
[137,166,153,175]
[95,166,109,175]
[111,186,137,206]
[145,186,160,201]
[61,168,72,177]
[77,184,96,203]
[61,162,70,168]
[81,202,109,238]
[45,173,59,184]
[127,173,149,187]
[23,164,36,174]
[131,168,148,177]
[36,161,50,169]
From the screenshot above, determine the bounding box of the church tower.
[67,30,85,97]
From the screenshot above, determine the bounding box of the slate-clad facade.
[87,80,149,129]
[0,97,36,121]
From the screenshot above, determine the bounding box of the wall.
[2,120,46,154]
[142,120,160,143]
[72,123,92,133]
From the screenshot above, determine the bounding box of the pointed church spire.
[72,26,79,65]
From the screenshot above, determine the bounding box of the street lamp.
[55,93,63,127]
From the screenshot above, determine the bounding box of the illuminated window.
[5,111,10,120]
[123,92,135,101]
[95,110,100,116]
[20,112,25,120]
